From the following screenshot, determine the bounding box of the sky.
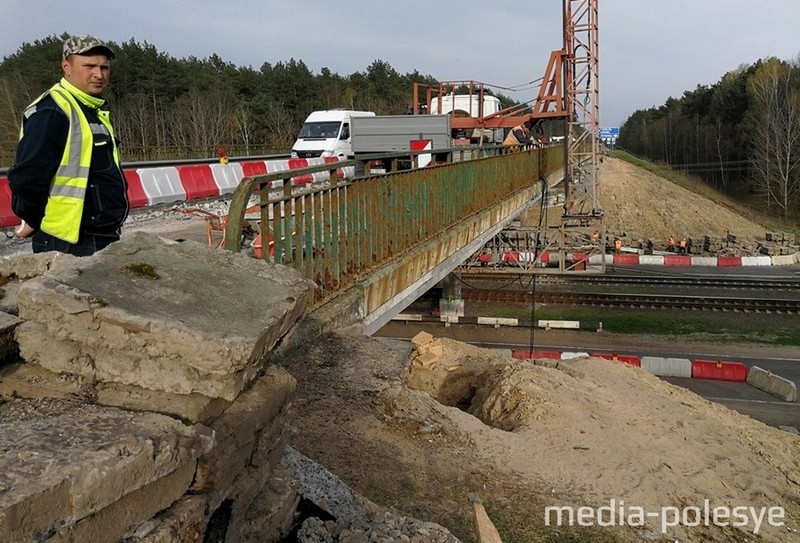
[2,1,799,128]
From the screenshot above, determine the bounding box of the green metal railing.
[225,145,564,304]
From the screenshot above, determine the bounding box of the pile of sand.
[599,157,767,244]
[403,334,800,541]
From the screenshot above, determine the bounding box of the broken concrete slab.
[14,232,315,400]
[0,363,231,424]
[48,460,198,543]
[0,397,213,542]
[192,365,296,508]
[0,252,66,281]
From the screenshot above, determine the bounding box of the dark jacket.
[503,124,533,146]
[8,94,129,236]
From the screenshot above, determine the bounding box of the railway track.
[456,270,800,313]
[462,289,800,313]
[459,270,800,290]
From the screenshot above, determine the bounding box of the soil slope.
[280,333,800,542]
[598,156,768,245]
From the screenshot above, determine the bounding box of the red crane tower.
[414,0,603,272]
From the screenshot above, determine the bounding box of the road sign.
[598,127,619,140]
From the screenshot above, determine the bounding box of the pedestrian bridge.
[225,145,563,335]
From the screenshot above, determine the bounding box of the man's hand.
[14,221,34,238]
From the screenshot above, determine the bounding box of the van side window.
[340,123,350,140]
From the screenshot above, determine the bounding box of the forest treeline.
[619,56,800,219]
[2,34,798,220]
[0,33,521,167]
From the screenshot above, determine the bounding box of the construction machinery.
[415,0,603,273]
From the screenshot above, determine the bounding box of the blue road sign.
[598,127,620,139]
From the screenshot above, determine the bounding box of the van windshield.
[298,121,341,139]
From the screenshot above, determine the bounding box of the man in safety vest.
[503,118,536,151]
[8,35,129,256]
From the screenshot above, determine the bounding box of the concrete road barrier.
[639,255,665,265]
[561,351,590,360]
[640,356,692,377]
[746,366,797,401]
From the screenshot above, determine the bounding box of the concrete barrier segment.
[747,366,797,401]
[640,356,692,377]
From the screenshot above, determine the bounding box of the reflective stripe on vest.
[27,84,94,243]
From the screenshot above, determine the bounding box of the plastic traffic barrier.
[561,351,590,360]
[209,162,245,195]
[240,160,268,177]
[613,254,639,265]
[137,166,186,205]
[716,256,742,267]
[640,356,692,377]
[639,254,664,265]
[691,256,717,266]
[691,360,748,382]
[176,164,219,200]
[663,255,691,266]
[287,158,313,185]
[0,177,19,227]
[123,169,149,209]
[590,352,642,367]
[511,349,561,361]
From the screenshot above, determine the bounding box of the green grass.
[471,302,800,347]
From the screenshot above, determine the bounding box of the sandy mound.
[405,336,800,542]
[282,333,800,542]
[521,156,774,254]
[598,156,767,244]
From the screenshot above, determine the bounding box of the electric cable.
[529,174,549,354]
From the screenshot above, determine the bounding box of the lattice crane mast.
[414,0,603,272]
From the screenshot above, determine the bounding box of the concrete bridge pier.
[437,273,464,321]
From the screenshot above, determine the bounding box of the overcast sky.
[3,1,799,127]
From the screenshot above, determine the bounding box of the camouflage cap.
[62,35,115,59]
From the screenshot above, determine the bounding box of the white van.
[291,110,376,159]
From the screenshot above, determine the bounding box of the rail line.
[459,270,800,291]
[462,289,800,313]
[453,270,800,313]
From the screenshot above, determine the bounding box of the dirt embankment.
[522,156,785,255]
[280,332,800,542]
[599,157,767,247]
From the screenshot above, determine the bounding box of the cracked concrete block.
[14,232,314,401]
[0,397,213,542]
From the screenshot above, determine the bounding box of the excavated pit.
[404,335,583,432]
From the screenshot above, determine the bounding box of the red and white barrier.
[137,166,186,206]
[511,348,755,384]
[0,156,352,228]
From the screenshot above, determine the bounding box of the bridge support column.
[438,274,464,321]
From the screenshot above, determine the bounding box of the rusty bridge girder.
[225,146,564,310]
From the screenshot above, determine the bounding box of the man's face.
[61,54,111,96]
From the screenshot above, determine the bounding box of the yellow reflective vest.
[21,81,120,243]
[503,124,531,149]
